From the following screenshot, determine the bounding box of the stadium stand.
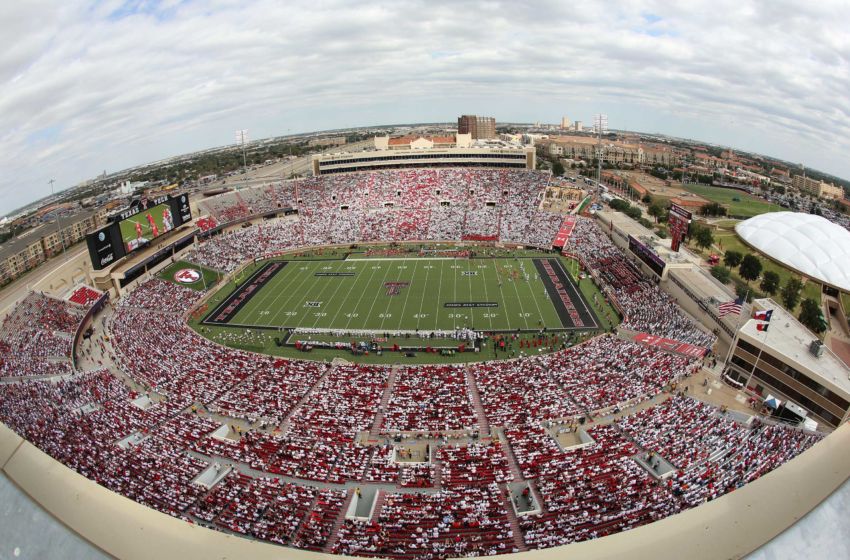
[0,167,828,559]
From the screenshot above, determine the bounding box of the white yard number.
[379,313,392,318]
[346,313,359,318]
[519,313,531,317]
[413,313,429,319]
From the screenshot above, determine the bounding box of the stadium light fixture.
[236,129,249,172]
[48,178,67,255]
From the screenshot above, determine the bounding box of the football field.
[202,257,599,333]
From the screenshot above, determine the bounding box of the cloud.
[1,0,849,214]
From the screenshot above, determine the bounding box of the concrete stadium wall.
[31,250,90,296]
[1,419,848,560]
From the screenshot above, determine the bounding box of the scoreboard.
[87,193,192,270]
[668,203,692,252]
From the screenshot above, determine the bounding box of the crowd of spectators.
[333,483,518,558]
[188,169,565,267]
[381,365,477,433]
[0,292,92,378]
[564,218,716,348]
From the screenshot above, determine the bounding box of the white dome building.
[735,212,850,292]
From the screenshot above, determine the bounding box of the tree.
[723,250,743,268]
[552,159,565,176]
[642,193,653,204]
[760,270,781,295]
[648,203,664,223]
[692,225,714,250]
[711,265,731,284]
[739,254,763,283]
[735,282,754,302]
[781,278,803,310]
[702,202,727,217]
[799,298,826,334]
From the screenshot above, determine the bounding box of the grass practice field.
[681,184,780,217]
[202,256,599,333]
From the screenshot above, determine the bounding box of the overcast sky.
[2,0,850,215]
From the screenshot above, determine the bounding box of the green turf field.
[681,184,780,217]
[203,256,599,333]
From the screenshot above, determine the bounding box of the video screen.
[120,203,176,253]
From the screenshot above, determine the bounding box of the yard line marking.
[396,260,419,331]
[237,259,301,325]
[309,260,351,329]
[433,259,445,331]
[507,261,530,329]
[524,260,549,328]
[492,259,511,330]
[363,261,395,330]
[379,260,408,330]
[266,260,323,327]
[414,259,432,331]
[342,261,380,331]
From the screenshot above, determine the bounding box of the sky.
[2,0,850,216]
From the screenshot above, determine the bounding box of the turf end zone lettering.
[203,262,288,325]
[532,258,599,330]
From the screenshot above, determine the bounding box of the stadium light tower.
[593,114,608,187]
[236,129,249,172]
[48,178,66,255]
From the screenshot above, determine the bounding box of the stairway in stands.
[465,368,491,436]
[322,490,355,554]
[502,490,529,553]
[497,428,527,482]
[368,366,399,440]
[279,363,334,435]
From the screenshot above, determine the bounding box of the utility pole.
[48,179,67,255]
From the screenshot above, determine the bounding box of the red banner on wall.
[633,332,708,358]
[552,216,578,247]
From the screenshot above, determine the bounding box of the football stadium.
[1,161,849,560]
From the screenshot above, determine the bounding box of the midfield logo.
[384,282,409,296]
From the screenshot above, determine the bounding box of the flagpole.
[722,289,748,372]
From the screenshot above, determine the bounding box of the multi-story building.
[312,135,534,175]
[537,135,679,167]
[0,207,108,285]
[457,115,496,140]
[560,116,571,129]
[726,299,850,429]
[792,175,845,200]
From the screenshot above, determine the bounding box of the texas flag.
[756,323,770,332]
[753,309,773,321]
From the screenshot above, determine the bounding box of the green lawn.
[157,260,221,291]
[682,184,780,218]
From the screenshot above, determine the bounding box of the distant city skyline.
[2,0,849,216]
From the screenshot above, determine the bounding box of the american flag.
[719,295,745,317]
